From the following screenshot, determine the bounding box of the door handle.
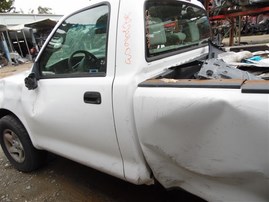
[84,92,101,104]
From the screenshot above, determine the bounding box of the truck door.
[22,3,124,178]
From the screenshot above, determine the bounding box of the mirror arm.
[32,62,41,80]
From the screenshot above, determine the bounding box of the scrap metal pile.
[198,42,269,80]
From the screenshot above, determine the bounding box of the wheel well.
[0,109,22,125]
[0,109,36,147]
[0,109,13,119]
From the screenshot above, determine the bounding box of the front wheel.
[0,115,46,172]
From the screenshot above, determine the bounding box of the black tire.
[0,115,46,172]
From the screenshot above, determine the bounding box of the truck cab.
[23,0,210,185]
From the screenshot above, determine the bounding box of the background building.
[0,13,62,65]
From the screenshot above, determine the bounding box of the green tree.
[0,0,15,13]
[37,6,52,14]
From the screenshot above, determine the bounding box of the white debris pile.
[9,52,29,65]
[218,50,269,66]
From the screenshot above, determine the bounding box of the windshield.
[145,1,211,59]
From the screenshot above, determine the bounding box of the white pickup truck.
[0,0,269,201]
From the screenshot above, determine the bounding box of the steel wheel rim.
[3,129,25,163]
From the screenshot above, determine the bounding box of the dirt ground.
[0,150,206,202]
[0,63,32,79]
[0,64,205,202]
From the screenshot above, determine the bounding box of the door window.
[39,5,109,77]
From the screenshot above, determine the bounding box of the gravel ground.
[0,150,205,202]
[0,63,206,202]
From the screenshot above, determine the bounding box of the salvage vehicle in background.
[0,0,269,201]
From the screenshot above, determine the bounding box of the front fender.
[0,72,40,148]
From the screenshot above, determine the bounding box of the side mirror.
[25,73,38,90]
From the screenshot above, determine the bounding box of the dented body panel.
[134,86,269,201]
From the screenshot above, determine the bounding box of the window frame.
[37,2,111,79]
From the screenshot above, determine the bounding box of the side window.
[145,1,211,59]
[39,5,109,77]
